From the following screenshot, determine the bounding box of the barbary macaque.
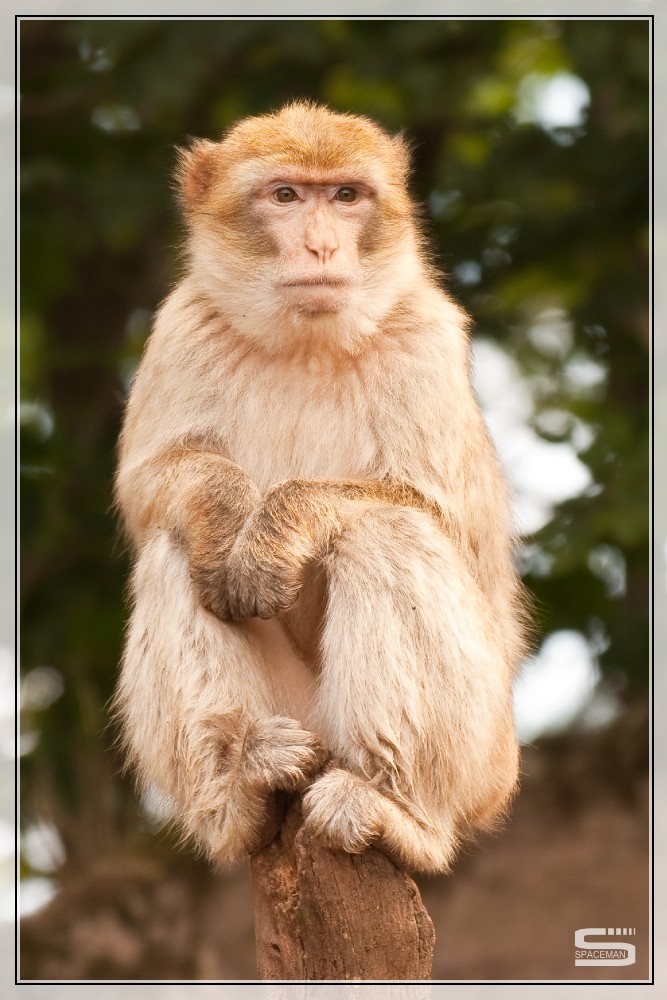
[114,102,529,873]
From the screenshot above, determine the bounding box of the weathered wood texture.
[251,799,435,980]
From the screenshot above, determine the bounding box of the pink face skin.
[252,176,376,313]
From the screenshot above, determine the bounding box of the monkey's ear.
[174,139,219,211]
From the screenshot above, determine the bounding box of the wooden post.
[251,798,435,980]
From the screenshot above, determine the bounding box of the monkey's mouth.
[282,277,351,288]
[280,277,351,314]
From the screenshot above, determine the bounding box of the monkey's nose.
[304,217,339,265]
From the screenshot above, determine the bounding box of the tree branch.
[251,798,435,980]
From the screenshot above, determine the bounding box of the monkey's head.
[176,102,427,357]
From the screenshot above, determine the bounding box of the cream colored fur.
[114,103,528,873]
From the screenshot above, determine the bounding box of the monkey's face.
[176,103,423,356]
[250,172,375,316]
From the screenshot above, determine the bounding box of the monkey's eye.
[335,187,358,204]
[273,187,299,204]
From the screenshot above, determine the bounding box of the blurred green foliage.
[20,19,648,854]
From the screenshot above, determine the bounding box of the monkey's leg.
[115,531,326,866]
[302,506,519,874]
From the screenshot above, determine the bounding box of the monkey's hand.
[185,461,262,619]
[214,480,343,621]
[218,541,303,620]
[216,520,312,621]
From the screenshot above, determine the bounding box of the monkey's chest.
[222,378,378,491]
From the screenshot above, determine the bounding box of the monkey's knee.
[323,504,477,628]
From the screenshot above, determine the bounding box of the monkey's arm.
[220,477,445,621]
[115,443,260,617]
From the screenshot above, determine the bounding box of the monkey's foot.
[302,766,458,873]
[301,767,385,853]
[239,716,328,793]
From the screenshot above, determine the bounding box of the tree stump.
[251,798,435,980]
